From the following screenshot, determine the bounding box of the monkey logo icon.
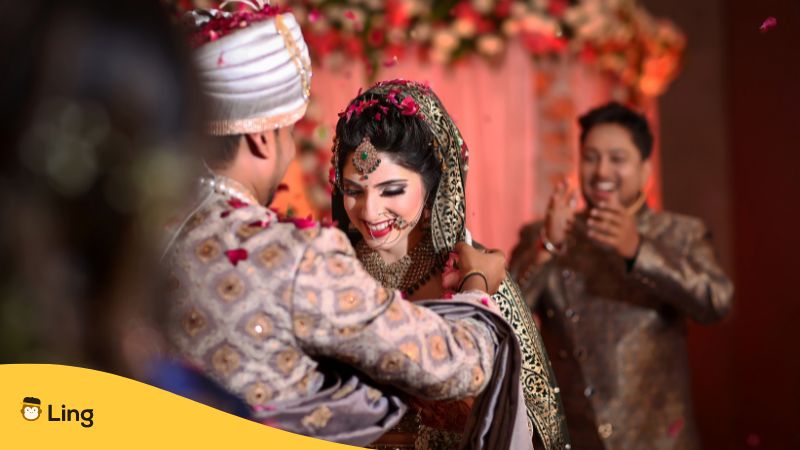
[22,397,42,421]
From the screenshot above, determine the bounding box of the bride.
[330,79,569,450]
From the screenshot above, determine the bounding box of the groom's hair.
[335,93,441,197]
[205,134,243,168]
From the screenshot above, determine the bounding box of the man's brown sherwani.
[510,206,733,449]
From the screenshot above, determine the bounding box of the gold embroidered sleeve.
[632,219,734,323]
[291,229,497,400]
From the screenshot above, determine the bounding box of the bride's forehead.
[343,153,423,186]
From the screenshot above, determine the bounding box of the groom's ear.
[245,133,270,159]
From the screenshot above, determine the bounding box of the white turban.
[193,12,311,135]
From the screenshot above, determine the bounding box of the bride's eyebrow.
[375,179,407,188]
[342,178,407,188]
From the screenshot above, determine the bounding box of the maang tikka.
[352,136,381,179]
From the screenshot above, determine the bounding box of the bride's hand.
[454,242,506,294]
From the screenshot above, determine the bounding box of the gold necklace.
[356,235,445,296]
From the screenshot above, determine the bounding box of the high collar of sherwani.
[199,174,259,205]
[625,192,649,217]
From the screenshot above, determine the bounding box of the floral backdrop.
[166,0,682,252]
[170,0,685,98]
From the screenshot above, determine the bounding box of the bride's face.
[341,152,427,253]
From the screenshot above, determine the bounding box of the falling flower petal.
[760,17,777,33]
[344,10,356,21]
[225,248,249,266]
[277,183,289,192]
[220,211,231,218]
[481,297,490,306]
[309,9,321,23]
[280,214,317,230]
[217,52,225,67]
[293,217,317,229]
[383,55,399,67]
[668,418,685,438]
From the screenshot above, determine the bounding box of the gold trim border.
[206,102,308,135]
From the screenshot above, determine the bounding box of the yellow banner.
[1,364,361,449]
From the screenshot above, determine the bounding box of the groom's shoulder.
[261,217,355,255]
[306,225,356,256]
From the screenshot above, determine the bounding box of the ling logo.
[20,396,94,428]
[22,397,42,421]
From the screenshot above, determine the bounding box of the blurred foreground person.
[0,0,201,378]
[510,102,733,449]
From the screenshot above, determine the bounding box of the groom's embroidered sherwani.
[164,189,500,445]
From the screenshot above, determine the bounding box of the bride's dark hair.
[333,93,441,196]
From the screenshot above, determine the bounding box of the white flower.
[502,19,521,37]
[404,0,426,17]
[387,28,406,44]
[471,0,495,14]
[429,47,451,64]
[521,13,558,37]
[477,34,504,56]
[510,3,529,18]
[454,17,477,38]
[365,0,384,11]
[411,22,433,42]
[433,28,459,52]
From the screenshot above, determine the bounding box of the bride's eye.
[343,187,363,197]
[382,189,406,197]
